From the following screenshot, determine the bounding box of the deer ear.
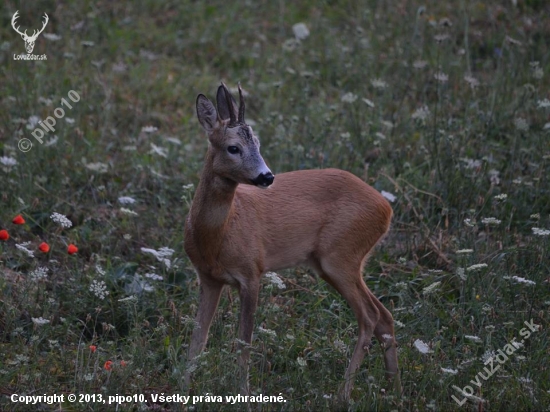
[216,84,238,123]
[196,94,219,133]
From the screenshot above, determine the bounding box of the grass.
[0,0,549,410]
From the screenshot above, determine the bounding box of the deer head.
[12,11,49,54]
[196,83,274,188]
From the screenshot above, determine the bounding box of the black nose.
[252,172,274,187]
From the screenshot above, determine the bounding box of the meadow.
[0,1,549,411]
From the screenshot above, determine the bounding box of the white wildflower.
[505,36,522,46]
[29,267,48,282]
[89,280,109,300]
[26,115,40,128]
[362,98,375,108]
[456,249,473,254]
[164,136,182,145]
[423,281,441,295]
[118,295,138,303]
[461,158,482,169]
[50,212,72,228]
[0,156,17,168]
[370,78,388,89]
[434,34,450,43]
[65,118,75,124]
[413,339,433,354]
[514,117,529,131]
[457,267,466,281]
[32,317,50,326]
[537,98,550,109]
[258,326,277,339]
[85,162,109,173]
[141,247,174,268]
[464,75,479,89]
[465,335,482,343]
[464,218,476,227]
[292,23,310,40]
[466,263,488,272]
[481,350,495,363]
[16,242,35,258]
[488,169,500,185]
[381,190,396,202]
[434,72,449,83]
[412,106,430,121]
[510,276,536,286]
[333,339,347,354]
[481,217,501,225]
[494,193,507,200]
[149,143,168,158]
[282,38,300,52]
[395,281,408,290]
[120,207,138,216]
[532,67,543,80]
[44,135,59,147]
[182,183,194,191]
[265,272,286,289]
[441,367,458,375]
[144,273,163,281]
[413,60,428,69]
[395,320,405,328]
[341,92,357,103]
[532,227,550,236]
[118,196,136,205]
[141,125,158,133]
[296,357,307,367]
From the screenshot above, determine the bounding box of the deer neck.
[189,149,237,265]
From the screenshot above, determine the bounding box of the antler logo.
[12,10,49,54]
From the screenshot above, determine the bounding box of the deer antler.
[11,10,26,37]
[11,11,49,40]
[238,83,245,124]
[221,82,237,126]
[30,13,49,40]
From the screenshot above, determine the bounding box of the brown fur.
[183,84,400,400]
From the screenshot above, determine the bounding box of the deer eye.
[227,146,240,155]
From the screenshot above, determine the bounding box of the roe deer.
[184,83,400,400]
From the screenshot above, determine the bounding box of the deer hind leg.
[317,260,380,402]
[368,289,401,393]
[236,277,261,396]
[184,278,224,388]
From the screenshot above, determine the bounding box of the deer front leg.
[236,278,260,396]
[184,279,224,389]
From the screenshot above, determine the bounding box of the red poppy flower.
[0,230,9,241]
[39,242,50,253]
[104,360,113,371]
[120,360,127,367]
[89,345,97,353]
[12,215,25,225]
[67,244,78,254]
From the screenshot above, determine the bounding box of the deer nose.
[252,172,274,188]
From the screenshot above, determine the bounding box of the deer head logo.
[11,10,49,54]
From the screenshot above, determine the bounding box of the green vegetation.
[0,1,549,410]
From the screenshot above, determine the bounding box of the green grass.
[1,0,549,411]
